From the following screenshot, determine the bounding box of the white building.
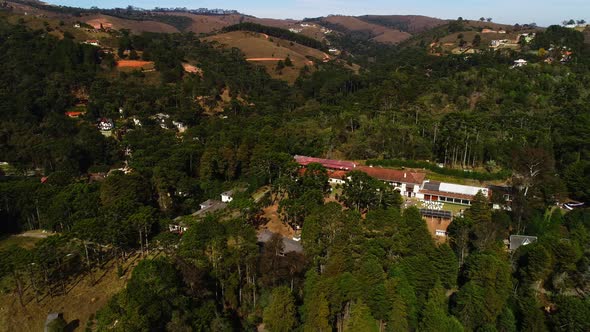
[417,181,490,205]
[512,59,528,68]
[221,190,234,203]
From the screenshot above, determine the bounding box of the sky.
[48,0,588,27]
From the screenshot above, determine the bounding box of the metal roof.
[509,235,538,251]
[439,182,488,196]
[294,155,357,170]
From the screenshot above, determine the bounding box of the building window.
[436,230,447,237]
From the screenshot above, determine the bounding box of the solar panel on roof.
[419,209,452,218]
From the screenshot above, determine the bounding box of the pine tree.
[284,56,293,67]
[419,280,462,332]
[385,279,410,332]
[263,286,297,332]
[303,291,331,332]
[433,244,459,288]
[345,300,379,332]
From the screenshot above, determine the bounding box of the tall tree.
[263,286,297,332]
[344,300,379,332]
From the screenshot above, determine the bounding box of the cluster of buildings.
[482,28,507,34]
[169,190,234,233]
[294,155,503,241]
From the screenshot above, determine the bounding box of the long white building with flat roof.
[417,181,489,205]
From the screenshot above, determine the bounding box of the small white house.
[172,121,187,133]
[512,59,528,68]
[221,190,233,203]
[83,40,100,47]
[169,223,189,233]
[97,118,114,131]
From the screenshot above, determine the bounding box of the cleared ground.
[320,15,412,44]
[0,251,142,332]
[83,14,179,34]
[203,31,331,83]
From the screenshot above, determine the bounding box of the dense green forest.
[1,13,590,331]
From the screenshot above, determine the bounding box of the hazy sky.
[48,0,588,26]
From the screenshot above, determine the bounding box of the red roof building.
[65,111,85,118]
[356,166,425,185]
[294,155,357,170]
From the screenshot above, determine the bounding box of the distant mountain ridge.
[3,0,448,44]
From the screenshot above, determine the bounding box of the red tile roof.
[65,111,85,118]
[294,155,357,170]
[328,170,348,179]
[356,166,426,185]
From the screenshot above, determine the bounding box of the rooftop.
[423,181,489,197]
[509,235,538,251]
[257,230,303,254]
[356,166,426,185]
[294,155,357,170]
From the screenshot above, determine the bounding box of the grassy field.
[0,252,146,332]
[0,235,42,250]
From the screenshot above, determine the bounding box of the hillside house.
[97,118,114,131]
[328,170,348,185]
[65,111,85,118]
[509,235,537,251]
[481,28,496,33]
[257,230,303,255]
[356,166,426,197]
[169,221,189,233]
[512,59,528,68]
[518,33,536,43]
[420,209,453,241]
[490,39,509,48]
[221,190,234,203]
[489,185,514,210]
[172,120,187,133]
[132,117,142,127]
[83,39,100,46]
[153,113,170,129]
[418,181,489,205]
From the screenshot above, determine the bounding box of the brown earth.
[204,30,330,83]
[0,254,144,332]
[261,204,295,238]
[320,15,412,44]
[154,13,298,35]
[83,14,179,33]
[359,15,447,34]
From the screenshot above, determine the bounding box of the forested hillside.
[1,12,590,331]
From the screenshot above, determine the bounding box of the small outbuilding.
[509,235,538,251]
